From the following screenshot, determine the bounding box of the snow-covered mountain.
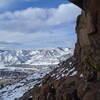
[0,47,73,66]
[0,47,73,79]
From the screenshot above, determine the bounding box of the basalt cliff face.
[21,0,100,100]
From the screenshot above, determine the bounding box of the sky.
[0,0,81,49]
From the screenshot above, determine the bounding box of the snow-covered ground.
[0,66,39,73]
[0,66,56,100]
[0,63,78,100]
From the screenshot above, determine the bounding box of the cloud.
[0,40,22,49]
[47,4,80,25]
[0,3,80,33]
[0,3,80,49]
[0,41,21,45]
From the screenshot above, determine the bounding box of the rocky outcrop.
[76,0,100,63]
[69,0,84,9]
[20,0,100,100]
[20,57,81,100]
[21,58,100,100]
[73,0,100,81]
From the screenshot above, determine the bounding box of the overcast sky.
[0,0,81,49]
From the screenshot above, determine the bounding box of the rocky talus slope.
[21,0,100,100]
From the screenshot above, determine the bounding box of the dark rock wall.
[75,0,100,67]
[71,0,100,79]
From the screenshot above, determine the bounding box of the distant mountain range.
[0,47,73,66]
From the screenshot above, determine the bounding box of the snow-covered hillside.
[0,47,73,66]
[0,60,78,100]
[0,66,56,100]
